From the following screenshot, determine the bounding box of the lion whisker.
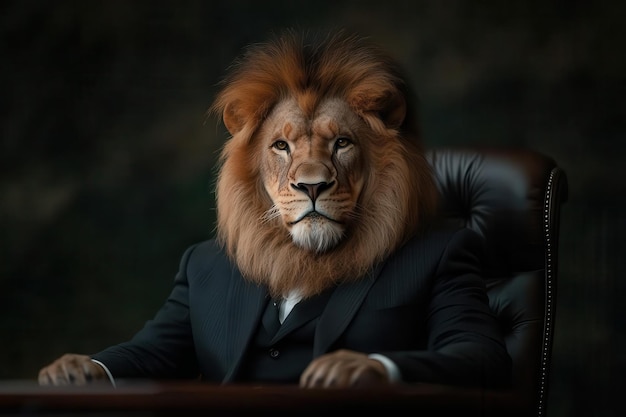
[261,206,281,224]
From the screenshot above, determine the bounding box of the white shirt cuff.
[91,359,117,388]
[368,353,402,383]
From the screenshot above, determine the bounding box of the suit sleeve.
[383,228,512,388]
[90,244,200,380]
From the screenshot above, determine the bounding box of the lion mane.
[210,30,438,299]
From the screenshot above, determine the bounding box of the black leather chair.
[427,147,568,417]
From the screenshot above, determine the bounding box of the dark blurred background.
[1,1,624,416]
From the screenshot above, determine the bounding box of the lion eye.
[272,140,289,152]
[335,137,352,149]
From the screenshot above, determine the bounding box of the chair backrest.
[427,147,568,417]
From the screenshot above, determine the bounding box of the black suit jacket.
[92,226,511,387]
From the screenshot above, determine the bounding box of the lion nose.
[292,182,333,201]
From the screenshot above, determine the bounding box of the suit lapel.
[313,262,385,355]
[272,289,333,342]
[222,268,267,383]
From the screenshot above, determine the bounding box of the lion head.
[210,30,438,300]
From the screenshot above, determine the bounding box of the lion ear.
[222,101,246,135]
[378,90,407,129]
[349,88,407,130]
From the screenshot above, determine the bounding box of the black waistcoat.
[235,289,334,383]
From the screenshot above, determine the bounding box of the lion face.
[210,30,438,299]
[259,98,366,253]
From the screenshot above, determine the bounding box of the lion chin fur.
[210,29,438,300]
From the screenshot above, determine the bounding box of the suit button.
[269,348,280,358]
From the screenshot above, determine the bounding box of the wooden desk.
[0,380,532,416]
